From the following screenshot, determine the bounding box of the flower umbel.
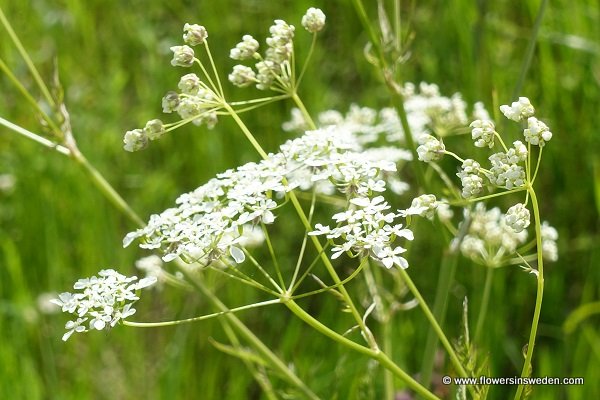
[51,269,156,341]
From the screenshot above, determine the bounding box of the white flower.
[302,7,326,33]
[183,23,208,46]
[459,203,528,266]
[524,117,552,146]
[375,246,408,269]
[500,97,535,122]
[123,129,148,152]
[417,134,445,162]
[470,119,495,148]
[52,269,156,341]
[487,152,526,189]
[505,203,530,233]
[144,119,165,141]
[170,45,195,67]
[402,194,438,220]
[178,73,202,95]
[229,65,256,88]
[457,159,483,198]
[541,221,559,262]
[230,35,260,60]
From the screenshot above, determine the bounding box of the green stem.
[186,271,320,400]
[73,152,146,228]
[0,117,69,155]
[291,92,316,130]
[474,267,494,344]
[124,298,281,328]
[382,322,394,400]
[397,268,469,379]
[284,298,439,400]
[514,187,544,400]
[0,6,56,109]
[420,248,460,388]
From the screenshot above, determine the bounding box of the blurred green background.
[0,0,598,399]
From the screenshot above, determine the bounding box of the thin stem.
[420,247,460,388]
[243,248,284,293]
[0,58,63,136]
[0,117,70,156]
[296,33,317,88]
[289,188,317,290]
[0,6,56,109]
[448,187,527,206]
[224,103,269,159]
[203,41,224,97]
[291,92,316,130]
[284,298,440,400]
[261,224,286,289]
[530,147,544,184]
[218,320,279,400]
[208,264,281,296]
[73,152,145,228]
[514,187,544,400]
[290,259,366,300]
[184,270,320,400]
[397,268,469,379]
[474,267,494,344]
[124,298,281,327]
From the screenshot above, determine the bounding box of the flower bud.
[302,7,326,33]
[183,23,208,46]
[170,45,195,67]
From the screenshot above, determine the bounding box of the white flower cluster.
[123,119,167,152]
[402,194,439,220]
[301,7,326,33]
[500,97,552,147]
[486,141,528,189]
[124,126,410,266]
[500,97,534,122]
[541,221,558,262]
[417,134,445,162]
[457,203,528,266]
[524,117,552,147]
[51,269,156,341]
[183,23,208,46]
[284,83,487,146]
[457,159,484,198]
[170,45,196,67]
[309,196,414,269]
[470,119,495,148]
[229,14,303,90]
[505,203,531,233]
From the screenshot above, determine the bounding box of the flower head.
[470,119,495,148]
[500,97,535,122]
[51,269,156,341]
[302,7,326,33]
[524,117,552,146]
[170,45,195,67]
[183,23,208,46]
[417,134,445,162]
[230,35,259,60]
[123,129,148,152]
[505,203,530,233]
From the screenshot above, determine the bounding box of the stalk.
[513,187,544,400]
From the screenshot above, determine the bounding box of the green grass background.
[0,0,598,399]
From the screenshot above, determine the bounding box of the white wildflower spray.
[51,269,156,341]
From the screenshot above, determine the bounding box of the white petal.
[229,246,246,263]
